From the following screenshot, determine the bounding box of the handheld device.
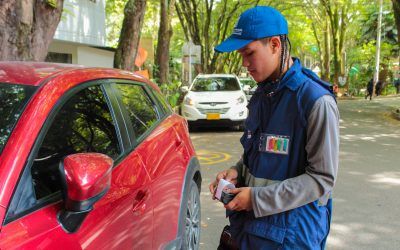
[214,179,236,204]
[221,190,235,205]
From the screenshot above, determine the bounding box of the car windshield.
[0,83,37,154]
[191,77,240,92]
[240,78,257,88]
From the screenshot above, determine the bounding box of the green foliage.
[104,0,399,96]
[159,80,182,107]
[105,0,127,47]
[61,2,75,22]
[46,0,57,8]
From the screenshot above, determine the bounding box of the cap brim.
[214,36,253,53]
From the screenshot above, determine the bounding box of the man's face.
[238,39,280,83]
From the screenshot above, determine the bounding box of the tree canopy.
[105,0,398,95]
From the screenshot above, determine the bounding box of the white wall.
[47,41,78,64]
[77,46,114,68]
[48,41,114,68]
[54,0,106,47]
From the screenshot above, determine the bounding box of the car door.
[112,82,193,248]
[0,82,152,249]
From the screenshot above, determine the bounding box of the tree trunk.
[155,0,176,85]
[0,0,64,61]
[322,22,331,81]
[175,0,259,74]
[114,0,147,71]
[392,0,400,68]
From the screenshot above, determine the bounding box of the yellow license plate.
[206,113,220,120]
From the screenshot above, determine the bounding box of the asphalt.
[190,96,400,250]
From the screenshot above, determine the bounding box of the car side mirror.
[58,153,113,233]
[181,86,189,93]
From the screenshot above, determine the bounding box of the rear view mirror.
[181,86,189,93]
[58,153,113,233]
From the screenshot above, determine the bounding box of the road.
[190,96,400,250]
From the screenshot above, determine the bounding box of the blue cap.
[215,6,288,53]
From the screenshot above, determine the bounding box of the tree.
[175,0,262,74]
[114,0,147,71]
[0,0,64,61]
[155,0,176,84]
[320,0,355,85]
[106,0,127,48]
[391,0,400,67]
[299,1,331,81]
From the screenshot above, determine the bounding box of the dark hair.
[279,34,291,78]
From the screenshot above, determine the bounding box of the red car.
[0,62,201,249]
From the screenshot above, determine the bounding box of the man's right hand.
[209,168,238,200]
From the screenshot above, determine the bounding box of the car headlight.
[236,95,245,104]
[184,96,194,106]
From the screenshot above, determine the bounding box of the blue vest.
[235,59,335,249]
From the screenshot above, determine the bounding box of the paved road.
[190,96,400,250]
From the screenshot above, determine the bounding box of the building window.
[45,52,72,64]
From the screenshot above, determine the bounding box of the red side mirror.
[58,153,113,232]
[62,153,113,203]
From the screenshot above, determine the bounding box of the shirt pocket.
[240,121,258,152]
[244,218,286,246]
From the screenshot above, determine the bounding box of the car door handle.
[175,138,183,147]
[132,190,148,215]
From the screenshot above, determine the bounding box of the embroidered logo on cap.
[233,28,242,36]
[264,134,290,155]
[232,18,242,36]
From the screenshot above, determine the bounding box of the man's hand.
[224,187,252,211]
[209,168,238,199]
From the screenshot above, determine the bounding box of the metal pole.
[373,0,383,97]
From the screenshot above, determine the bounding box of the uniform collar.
[277,57,304,91]
[255,58,304,95]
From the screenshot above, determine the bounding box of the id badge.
[259,133,290,155]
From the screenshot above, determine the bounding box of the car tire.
[233,123,244,131]
[183,180,201,250]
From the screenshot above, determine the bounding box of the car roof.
[195,74,237,78]
[0,62,86,86]
[0,61,150,87]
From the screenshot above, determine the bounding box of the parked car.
[239,77,257,101]
[180,74,247,129]
[0,62,201,249]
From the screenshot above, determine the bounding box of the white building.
[47,0,114,68]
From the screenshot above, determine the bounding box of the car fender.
[163,156,201,250]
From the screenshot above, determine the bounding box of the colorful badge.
[259,134,290,155]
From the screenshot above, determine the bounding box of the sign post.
[182,41,201,86]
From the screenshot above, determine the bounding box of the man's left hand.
[224,187,252,211]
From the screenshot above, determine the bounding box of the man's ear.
[269,36,281,53]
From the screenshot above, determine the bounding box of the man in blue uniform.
[209,6,339,249]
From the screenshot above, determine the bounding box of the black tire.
[182,180,201,250]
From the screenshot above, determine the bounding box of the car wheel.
[183,180,201,250]
[233,123,244,131]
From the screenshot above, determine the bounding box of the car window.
[31,85,121,200]
[191,77,240,92]
[0,83,37,154]
[150,88,173,115]
[239,78,257,88]
[115,83,159,139]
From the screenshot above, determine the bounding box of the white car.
[180,74,248,129]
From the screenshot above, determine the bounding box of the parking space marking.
[196,150,231,165]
